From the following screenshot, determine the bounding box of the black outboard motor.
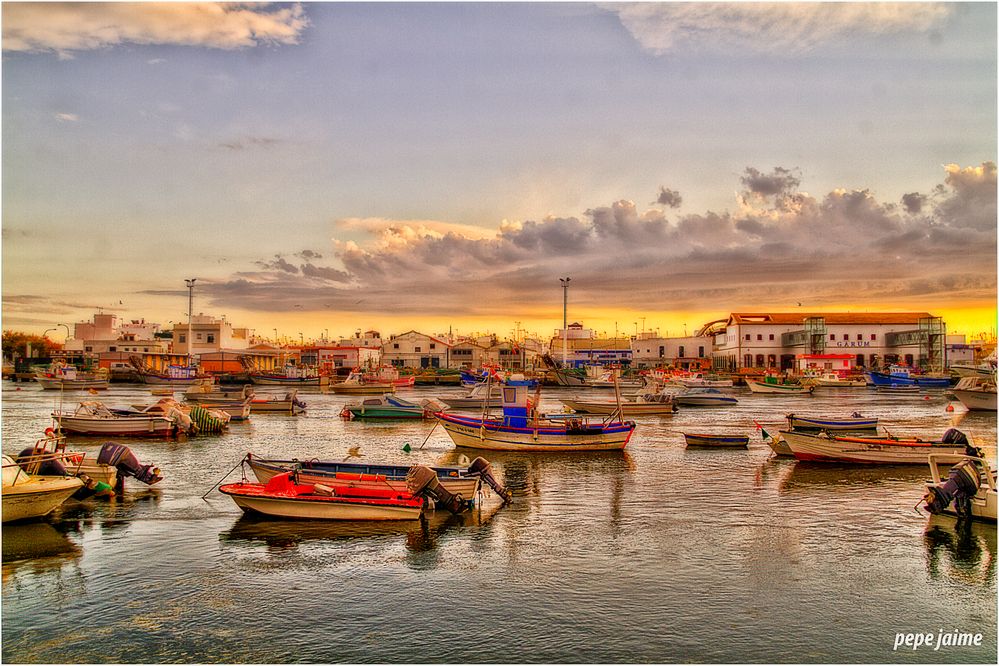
[97,442,163,485]
[923,459,982,518]
[406,465,468,515]
[940,428,985,459]
[467,457,512,503]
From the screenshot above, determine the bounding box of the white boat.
[251,364,329,387]
[746,378,815,395]
[805,372,867,388]
[677,372,734,388]
[2,454,83,523]
[784,413,878,431]
[35,365,110,391]
[53,400,183,437]
[673,387,738,407]
[440,382,504,409]
[250,390,307,415]
[950,376,997,411]
[779,428,976,464]
[561,390,676,415]
[922,453,996,522]
[329,370,394,395]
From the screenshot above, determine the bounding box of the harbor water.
[2,381,996,663]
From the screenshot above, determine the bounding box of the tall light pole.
[185,278,196,363]
[560,277,571,367]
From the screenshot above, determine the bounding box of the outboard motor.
[467,457,512,503]
[923,459,982,518]
[406,465,468,515]
[940,428,985,459]
[97,442,163,485]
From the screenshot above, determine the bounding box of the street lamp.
[185,278,197,363]
[559,277,571,366]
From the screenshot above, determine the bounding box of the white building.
[172,314,250,356]
[381,330,451,369]
[630,333,713,369]
[711,312,946,372]
[66,312,167,354]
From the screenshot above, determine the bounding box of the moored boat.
[35,364,110,391]
[250,390,307,414]
[805,372,867,388]
[340,394,445,419]
[779,428,979,464]
[329,370,394,395]
[950,376,997,411]
[866,367,953,388]
[221,471,426,520]
[436,385,635,452]
[683,433,749,448]
[784,413,878,432]
[439,382,504,409]
[673,387,739,407]
[250,365,329,387]
[52,400,184,437]
[561,389,676,415]
[677,372,734,388]
[746,378,815,395]
[2,454,83,523]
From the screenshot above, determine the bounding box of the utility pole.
[559,277,571,367]
[185,278,197,364]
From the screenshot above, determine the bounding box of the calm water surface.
[2,381,996,663]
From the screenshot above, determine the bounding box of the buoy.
[945,404,955,412]
[924,395,931,400]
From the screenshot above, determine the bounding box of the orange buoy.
[945,404,955,412]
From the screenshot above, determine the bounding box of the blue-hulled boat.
[866,367,953,388]
[683,433,749,448]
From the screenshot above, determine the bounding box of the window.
[415,346,422,353]
[143,347,149,352]
[769,334,774,341]
[207,334,215,343]
[109,346,117,352]
[430,343,436,349]
[744,334,751,341]
[743,354,753,367]
[756,334,762,341]
[870,334,877,341]
[678,345,685,358]
[755,354,765,367]
[179,334,186,343]
[767,354,777,367]
[393,343,399,349]
[698,346,704,357]
[659,346,665,357]
[856,334,862,341]
[85,346,92,352]
[196,333,203,340]
[830,334,836,340]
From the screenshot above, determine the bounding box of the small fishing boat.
[52,400,185,437]
[364,365,416,388]
[784,413,878,432]
[244,453,508,506]
[35,364,109,391]
[683,433,749,448]
[673,387,739,407]
[585,369,646,390]
[221,471,426,520]
[765,434,794,457]
[440,382,504,409]
[561,390,676,415]
[250,365,329,387]
[921,453,997,523]
[779,428,978,464]
[951,376,997,411]
[876,384,920,393]
[183,384,253,420]
[249,390,307,415]
[131,357,206,386]
[340,394,445,420]
[746,377,815,395]
[2,454,83,523]
[329,370,395,395]
[435,385,636,452]
[866,367,953,388]
[676,372,734,388]
[805,372,867,388]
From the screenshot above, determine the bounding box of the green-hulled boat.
[340,394,445,420]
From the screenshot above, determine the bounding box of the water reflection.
[923,516,997,587]
[1,522,82,584]
[777,461,929,493]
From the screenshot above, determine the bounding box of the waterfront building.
[630,332,713,370]
[710,312,947,372]
[171,314,250,356]
[381,330,451,368]
[449,339,490,369]
[65,313,166,354]
[548,323,632,367]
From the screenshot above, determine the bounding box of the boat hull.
[437,413,634,452]
[251,375,329,387]
[953,388,998,411]
[866,371,952,388]
[36,377,110,391]
[329,383,394,394]
[747,380,814,395]
[786,415,879,431]
[780,430,969,464]
[342,407,429,419]
[683,434,749,448]
[53,414,176,437]
[673,395,738,407]
[2,476,84,523]
[221,485,423,521]
[560,399,675,415]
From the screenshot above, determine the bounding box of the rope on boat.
[201,455,250,500]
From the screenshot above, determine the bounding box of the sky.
[2,1,996,343]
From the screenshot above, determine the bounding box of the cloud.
[606,2,952,55]
[655,187,683,209]
[198,162,995,318]
[218,136,283,151]
[55,112,79,122]
[2,2,309,55]
[901,192,927,214]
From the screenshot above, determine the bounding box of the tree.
[2,330,63,360]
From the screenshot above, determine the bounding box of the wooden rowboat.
[683,433,749,448]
